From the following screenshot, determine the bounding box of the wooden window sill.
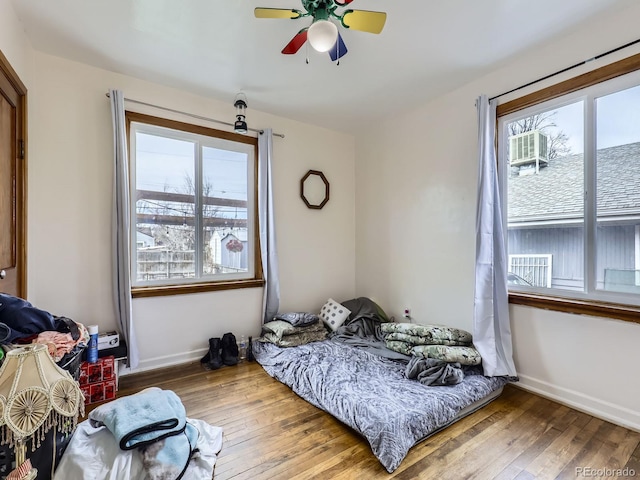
[132,278,265,298]
[508,292,640,325]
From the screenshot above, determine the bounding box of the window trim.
[497,52,640,322]
[509,292,640,325]
[125,111,263,298]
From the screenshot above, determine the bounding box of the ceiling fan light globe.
[308,20,338,52]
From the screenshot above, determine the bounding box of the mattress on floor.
[254,338,508,473]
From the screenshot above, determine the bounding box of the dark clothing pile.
[0,293,87,362]
[0,293,61,343]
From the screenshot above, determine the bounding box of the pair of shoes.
[200,333,240,369]
[221,333,239,366]
[200,338,223,370]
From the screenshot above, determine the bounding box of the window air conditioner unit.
[509,130,549,169]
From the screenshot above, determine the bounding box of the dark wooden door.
[0,51,26,298]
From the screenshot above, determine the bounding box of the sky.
[530,83,640,155]
[135,132,249,200]
[134,131,250,221]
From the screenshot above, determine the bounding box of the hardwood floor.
[115,361,640,480]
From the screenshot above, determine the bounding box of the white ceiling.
[9,0,634,134]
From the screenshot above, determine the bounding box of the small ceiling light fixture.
[307,20,338,53]
[233,93,248,134]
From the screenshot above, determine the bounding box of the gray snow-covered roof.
[507,142,640,224]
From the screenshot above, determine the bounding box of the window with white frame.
[127,112,260,294]
[498,68,640,307]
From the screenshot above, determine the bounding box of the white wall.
[0,0,32,85]
[23,53,355,372]
[355,3,640,431]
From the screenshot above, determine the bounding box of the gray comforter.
[253,338,508,473]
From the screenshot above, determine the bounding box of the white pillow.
[319,298,351,331]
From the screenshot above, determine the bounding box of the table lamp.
[0,344,84,479]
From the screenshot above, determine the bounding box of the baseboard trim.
[516,374,640,433]
[119,348,208,376]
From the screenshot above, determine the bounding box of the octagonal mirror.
[300,170,330,209]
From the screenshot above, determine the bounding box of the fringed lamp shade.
[0,344,84,455]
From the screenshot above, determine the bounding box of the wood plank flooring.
[113,361,640,480]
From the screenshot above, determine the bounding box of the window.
[498,56,640,319]
[127,112,262,296]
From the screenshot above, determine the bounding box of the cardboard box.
[98,331,120,350]
[79,356,118,405]
[80,356,115,385]
[84,380,116,405]
[89,382,105,404]
[79,365,89,385]
[103,380,116,401]
[80,384,91,404]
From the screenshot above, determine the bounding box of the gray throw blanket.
[329,297,410,361]
[331,318,410,361]
[340,296,391,324]
[405,356,464,386]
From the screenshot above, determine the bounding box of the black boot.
[246,336,255,362]
[200,337,213,364]
[204,338,223,370]
[221,332,239,366]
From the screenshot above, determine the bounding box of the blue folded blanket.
[90,387,199,480]
[90,387,187,449]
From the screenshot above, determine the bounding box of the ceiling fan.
[254,0,387,61]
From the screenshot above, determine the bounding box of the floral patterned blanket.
[253,338,508,473]
[381,322,482,365]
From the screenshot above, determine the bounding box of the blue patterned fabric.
[254,339,508,473]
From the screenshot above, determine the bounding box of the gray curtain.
[473,94,517,378]
[109,89,139,369]
[258,129,280,324]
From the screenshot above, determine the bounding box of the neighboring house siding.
[598,225,636,276]
[509,227,583,290]
[509,225,636,290]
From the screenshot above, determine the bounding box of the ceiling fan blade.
[342,10,387,34]
[255,7,301,19]
[328,33,348,61]
[282,29,308,54]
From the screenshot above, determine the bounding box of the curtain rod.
[105,93,285,138]
[489,37,640,102]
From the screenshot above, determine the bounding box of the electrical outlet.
[403,308,411,319]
